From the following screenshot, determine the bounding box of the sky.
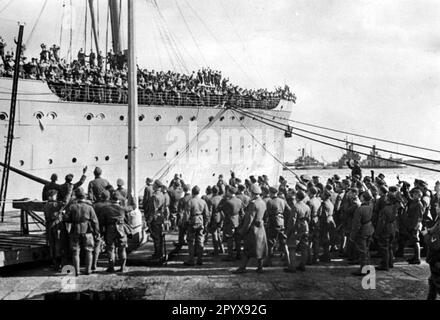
[1,0,440,163]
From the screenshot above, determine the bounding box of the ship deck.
[0,212,49,268]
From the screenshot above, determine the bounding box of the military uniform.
[64,199,100,276]
[350,203,374,268]
[375,201,398,270]
[209,194,224,255]
[102,202,130,271]
[58,174,87,204]
[146,189,166,258]
[93,199,112,270]
[44,200,65,269]
[241,197,268,261]
[222,196,244,259]
[266,196,289,261]
[340,197,360,260]
[286,201,310,270]
[425,221,440,300]
[185,196,209,265]
[318,198,335,261]
[177,192,192,248]
[88,177,111,203]
[307,196,321,263]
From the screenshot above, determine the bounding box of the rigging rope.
[182,0,257,87]
[84,0,88,51]
[155,108,229,181]
[232,107,440,173]
[174,0,208,68]
[59,0,66,47]
[25,0,49,46]
[68,0,73,63]
[0,0,13,14]
[231,110,301,182]
[231,107,440,165]
[252,109,440,154]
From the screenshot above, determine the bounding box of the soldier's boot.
[84,251,93,275]
[119,248,128,273]
[107,250,116,273]
[408,243,421,264]
[196,247,204,266]
[184,242,195,266]
[92,248,100,271]
[223,239,235,261]
[256,259,264,273]
[72,251,80,277]
[232,256,249,274]
[219,243,225,254]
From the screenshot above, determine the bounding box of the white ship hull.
[0,77,293,207]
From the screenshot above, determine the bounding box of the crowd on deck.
[40,161,440,299]
[0,37,296,108]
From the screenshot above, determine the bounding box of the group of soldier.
[42,166,132,277]
[41,164,440,299]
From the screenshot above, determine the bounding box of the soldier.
[102,193,131,273]
[175,184,192,251]
[318,189,335,263]
[145,180,166,260]
[92,190,112,271]
[169,180,184,231]
[114,178,128,206]
[340,187,361,261]
[44,190,66,271]
[58,167,88,204]
[142,178,154,213]
[184,186,210,266]
[88,167,111,203]
[402,188,424,264]
[221,186,244,261]
[350,191,375,276]
[430,181,440,223]
[375,193,398,271]
[42,174,60,201]
[208,186,225,256]
[64,188,100,276]
[422,220,440,300]
[233,184,268,274]
[266,187,290,266]
[161,185,171,231]
[285,190,310,272]
[307,187,321,264]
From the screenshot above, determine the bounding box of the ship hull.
[0,78,293,208]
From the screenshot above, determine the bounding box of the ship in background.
[334,141,406,169]
[0,0,294,208]
[284,147,328,170]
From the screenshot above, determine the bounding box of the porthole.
[220,117,225,121]
[139,115,145,121]
[34,112,44,120]
[72,158,77,163]
[190,116,197,122]
[208,116,214,122]
[47,112,58,120]
[0,112,8,121]
[231,116,235,121]
[150,153,154,158]
[19,160,24,166]
[125,155,128,160]
[176,151,180,156]
[240,116,245,121]
[96,113,105,120]
[120,115,125,121]
[105,156,110,161]
[177,116,183,122]
[95,157,99,162]
[48,159,53,165]
[85,113,94,121]
[163,152,167,157]
[155,115,162,122]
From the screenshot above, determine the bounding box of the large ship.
[0,1,294,208]
[284,148,326,170]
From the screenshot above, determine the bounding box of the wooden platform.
[0,211,49,268]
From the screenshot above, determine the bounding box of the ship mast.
[87,0,100,53]
[108,0,122,53]
[127,0,139,206]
